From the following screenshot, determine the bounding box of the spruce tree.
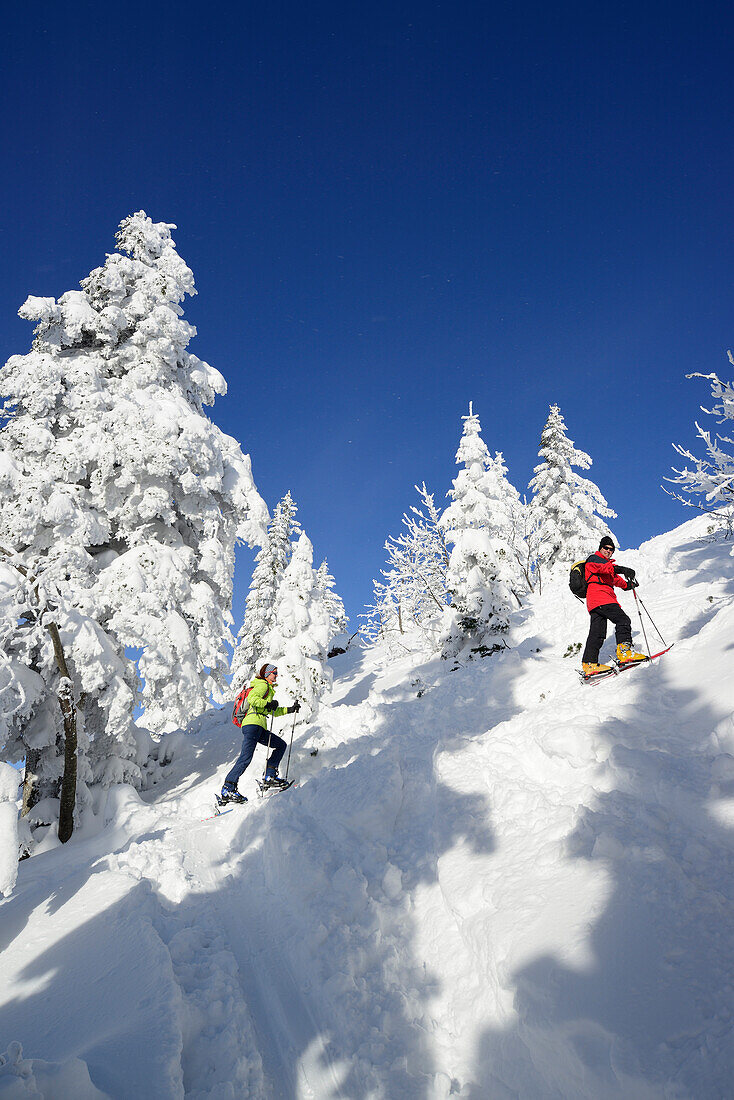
[481,450,529,602]
[439,404,513,658]
[528,404,616,577]
[262,533,332,721]
[230,492,301,686]
[314,560,348,648]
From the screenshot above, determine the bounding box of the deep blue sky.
[2,1,732,626]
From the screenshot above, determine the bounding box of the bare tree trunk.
[47,621,77,844]
[21,748,41,817]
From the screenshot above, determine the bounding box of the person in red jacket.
[582,536,646,675]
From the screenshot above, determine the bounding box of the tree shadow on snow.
[0,866,272,1098]
[670,531,734,596]
[0,647,545,1099]
[462,654,734,1098]
[207,648,530,1098]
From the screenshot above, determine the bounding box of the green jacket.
[244,676,289,730]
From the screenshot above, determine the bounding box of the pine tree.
[262,533,332,722]
[230,492,301,687]
[0,213,267,816]
[481,450,529,601]
[667,357,734,533]
[314,560,348,648]
[528,404,616,578]
[439,404,514,658]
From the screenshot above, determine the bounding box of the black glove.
[626,578,639,590]
[288,701,301,714]
[617,565,635,581]
[265,699,279,712]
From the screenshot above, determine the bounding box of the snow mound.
[0,1042,109,1099]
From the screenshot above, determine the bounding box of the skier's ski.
[615,644,674,674]
[579,644,674,685]
[578,667,617,686]
[214,793,248,810]
[201,803,235,822]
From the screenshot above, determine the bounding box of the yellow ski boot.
[616,642,647,665]
[582,661,612,676]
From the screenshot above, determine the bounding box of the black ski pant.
[224,724,286,787]
[582,602,632,664]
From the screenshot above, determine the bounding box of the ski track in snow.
[2,516,734,1098]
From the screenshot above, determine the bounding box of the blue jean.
[224,724,286,787]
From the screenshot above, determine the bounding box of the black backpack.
[569,559,589,601]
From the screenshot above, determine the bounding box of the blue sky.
[2,1,732,625]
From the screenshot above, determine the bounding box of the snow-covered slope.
[2,516,734,1099]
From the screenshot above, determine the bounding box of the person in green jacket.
[220,663,300,802]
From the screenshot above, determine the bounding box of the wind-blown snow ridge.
[2,514,734,1098]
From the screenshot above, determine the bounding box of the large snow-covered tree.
[230,492,301,687]
[262,533,332,722]
[668,358,734,531]
[528,404,616,576]
[0,212,267,814]
[439,405,514,658]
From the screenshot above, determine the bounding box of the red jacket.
[584,553,630,611]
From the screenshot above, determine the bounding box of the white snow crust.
[2,515,734,1098]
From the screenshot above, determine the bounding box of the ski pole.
[633,589,652,658]
[284,706,298,781]
[262,713,274,782]
[635,594,668,647]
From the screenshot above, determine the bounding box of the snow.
[0,763,20,897]
[2,514,734,1097]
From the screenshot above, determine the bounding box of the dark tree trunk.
[0,549,78,842]
[47,622,77,844]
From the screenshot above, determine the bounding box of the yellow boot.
[616,642,647,664]
[582,661,612,675]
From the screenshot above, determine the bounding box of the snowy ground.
[2,515,734,1098]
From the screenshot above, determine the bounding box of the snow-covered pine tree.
[230,492,301,687]
[314,560,348,651]
[528,404,616,580]
[667,356,734,534]
[363,483,450,656]
[262,533,332,722]
[0,213,268,813]
[439,405,514,658]
[482,450,529,602]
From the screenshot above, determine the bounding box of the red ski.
[579,644,674,685]
[615,644,674,674]
[201,805,234,822]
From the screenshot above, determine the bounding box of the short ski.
[201,804,234,821]
[578,667,617,686]
[615,644,674,674]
